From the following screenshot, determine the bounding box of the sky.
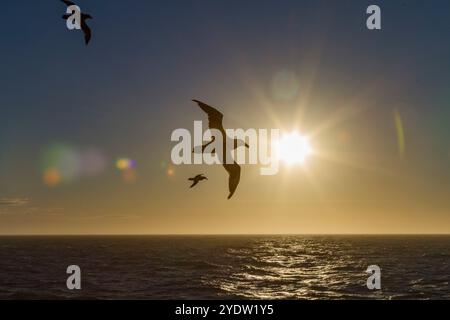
[0,0,449,234]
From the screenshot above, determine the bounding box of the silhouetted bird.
[188,174,208,188]
[61,0,92,45]
[192,100,249,199]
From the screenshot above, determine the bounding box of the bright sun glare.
[276,132,312,165]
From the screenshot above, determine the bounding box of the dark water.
[0,236,449,300]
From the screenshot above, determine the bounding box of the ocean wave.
[0,235,449,299]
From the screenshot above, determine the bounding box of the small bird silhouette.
[192,100,249,199]
[61,0,92,45]
[188,174,208,188]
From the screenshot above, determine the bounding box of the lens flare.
[394,110,405,158]
[122,168,137,183]
[43,168,61,187]
[115,158,138,183]
[116,158,136,171]
[271,70,300,101]
[82,148,107,176]
[41,144,107,187]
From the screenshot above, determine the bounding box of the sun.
[276,132,312,165]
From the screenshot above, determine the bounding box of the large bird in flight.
[61,0,92,45]
[192,100,249,199]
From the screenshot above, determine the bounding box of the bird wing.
[81,21,92,45]
[192,100,224,131]
[61,0,76,6]
[190,180,199,188]
[223,162,241,199]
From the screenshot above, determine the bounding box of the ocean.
[0,235,449,300]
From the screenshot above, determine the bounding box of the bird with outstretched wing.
[60,0,93,45]
[192,100,246,199]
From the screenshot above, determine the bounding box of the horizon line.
[0,233,449,237]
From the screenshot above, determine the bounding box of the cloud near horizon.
[0,198,30,206]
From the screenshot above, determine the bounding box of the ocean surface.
[0,235,449,300]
